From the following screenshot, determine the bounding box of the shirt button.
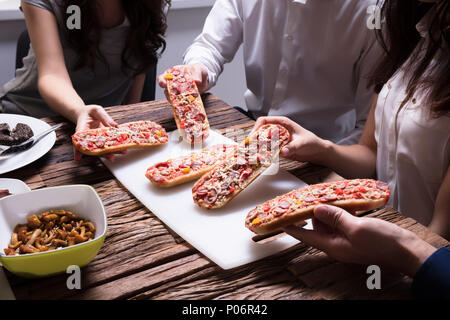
[387,83,392,89]
[412,98,417,104]
[286,35,293,41]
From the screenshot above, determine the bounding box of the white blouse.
[374,47,450,225]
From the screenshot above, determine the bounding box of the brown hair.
[369,0,449,117]
[60,0,170,75]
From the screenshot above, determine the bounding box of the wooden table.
[3,95,449,300]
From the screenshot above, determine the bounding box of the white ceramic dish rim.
[0,113,56,174]
[0,178,31,196]
[0,184,107,259]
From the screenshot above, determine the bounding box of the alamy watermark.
[367,5,381,30]
[366,265,381,290]
[66,5,81,30]
[66,265,81,290]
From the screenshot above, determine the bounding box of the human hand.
[157,63,209,94]
[284,205,437,277]
[252,116,330,163]
[74,105,124,162]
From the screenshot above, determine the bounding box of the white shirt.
[374,10,450,225]
[184,0,381,144]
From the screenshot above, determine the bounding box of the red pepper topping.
[156,162,169,169]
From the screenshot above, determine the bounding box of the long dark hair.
[369,0,449,117]
[60,0,170,75]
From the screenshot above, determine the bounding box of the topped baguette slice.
[192,124,290,209]
[72,121,168,156]
[164,66,210,145]
[245,179,391,235]
[146,144,237,187]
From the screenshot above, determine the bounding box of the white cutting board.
[102,130,311,269]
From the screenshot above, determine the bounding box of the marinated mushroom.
[3,210,96,256]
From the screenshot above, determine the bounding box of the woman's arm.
[22,2,115,127]
[123,73,146,104]
[253,96,379,179]
[428,166,450,240]
[22,2,85,122]
[22,2,118,160]
[318,95,378,178]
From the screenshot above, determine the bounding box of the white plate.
[0,178,31,195]
[0,114,56,174]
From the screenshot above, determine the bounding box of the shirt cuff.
[411,247,450,299]
[183,58,217,91]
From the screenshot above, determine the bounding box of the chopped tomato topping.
[156,162,169,169]
[195,113,206,122]
[240,169,253,181]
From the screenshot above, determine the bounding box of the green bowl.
[0,185,107,278]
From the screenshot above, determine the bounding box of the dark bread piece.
[12,123,34,143]
[0,133,14,146]
[0,123,11,135]
[0,123,13,145]
[0,123,34,151]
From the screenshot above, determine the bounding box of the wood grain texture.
[2,95,449,300]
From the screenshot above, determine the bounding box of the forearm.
[335,121,365,146]
[320,96,378,178]
[397,231,437,277]
[428,218,450,243]
[316,140,377,179]
[38,74,85,123]
[427,166,450,240]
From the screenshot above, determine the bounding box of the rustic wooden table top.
[2,94,449,300]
